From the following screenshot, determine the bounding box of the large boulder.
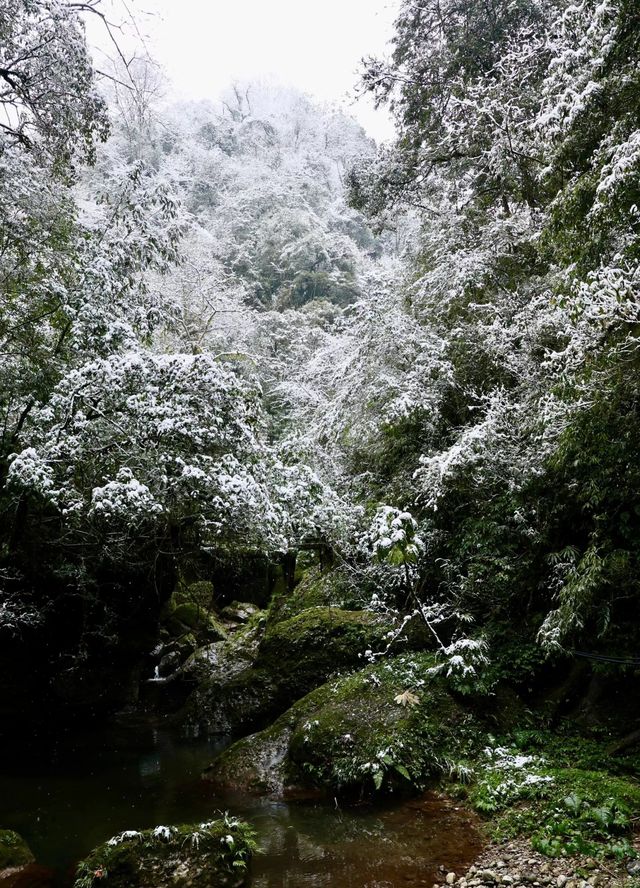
[0,831,34,872]
[256,607,394,698]
[161,600,227,646]
[205,653,485,799]
[0,830,36,885]
[73,818,255,888]
[266,565,368,626]
[172,607,394,738]
[174,623,276,736]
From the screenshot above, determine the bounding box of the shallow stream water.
[0,717,482,887]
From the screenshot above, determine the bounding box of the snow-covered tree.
[349,0,640,664]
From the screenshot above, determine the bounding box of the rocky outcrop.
[73,817,255,888]
[204,652,484,799]
[171,606,396,738]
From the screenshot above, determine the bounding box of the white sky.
[88,0,400,142]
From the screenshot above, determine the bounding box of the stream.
[0,717,482,887]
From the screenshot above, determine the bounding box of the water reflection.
[0,721,482,888]
[249,795,481,888]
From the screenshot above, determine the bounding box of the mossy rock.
[171,624,276,735]
[175,581,215,610]
[267,566,368,626]
[173,608,395,738]
[0,829,34,870]
[206,653,486,799]
[163,601,227,643]
[265,567,430,651]
[219,602,262,625]
[257,606,394,698]
[73,818,255,888]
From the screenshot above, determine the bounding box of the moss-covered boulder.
[205,653,486,799]
[266,566,368,626]
[219,602,261,625]
[257,607,393,696]
[162,601,227,644]
[0,829,34,871]
[173,607,395,738]
[175,581,215,610]
[73,817,255,888]
[266,566,432,650]
[174,623,278,736]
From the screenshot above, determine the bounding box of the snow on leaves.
[8,351,335,553]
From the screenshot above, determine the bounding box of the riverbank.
[3,582,640,887]
[442,834,640,888]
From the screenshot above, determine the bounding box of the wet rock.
[0,831,34,872]
[174,607,396,740]
[206,652,482,799]
[204,719,295,796]
[158,650,183,678]
[171,625,274,736]
[220,601,261,625]
[73,818,255,888]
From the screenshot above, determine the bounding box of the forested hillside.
[349,0,640,671]
[1,1,640,886]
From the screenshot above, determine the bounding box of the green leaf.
[563,793,582,814]
[394,763,412,781]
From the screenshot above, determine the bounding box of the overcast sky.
[88,0,401,142]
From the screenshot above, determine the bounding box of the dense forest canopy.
[0,0,639,719]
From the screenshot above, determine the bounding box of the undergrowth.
[456,724,640,860]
